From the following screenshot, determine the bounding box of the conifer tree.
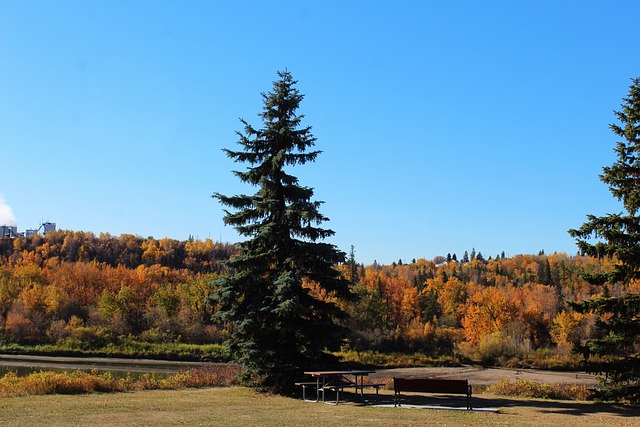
[346,245,359,285]
[569,76,640,403]
[211,71,351,394]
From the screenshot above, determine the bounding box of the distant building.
[1,222,56,239]
[42,222,56,234]
[1,225,18,239]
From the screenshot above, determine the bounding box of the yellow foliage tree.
[461,286,520,345]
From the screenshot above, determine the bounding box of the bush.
[138,327,174,343]
[478,331,522,363]
[486,379,592,401]
[4,312,40,344]
[397,322,462,355]
[0,370,125,397]
[58,327,116,350]
[457,331,523,364]
[336,349,459,368]
[0,364,241,397]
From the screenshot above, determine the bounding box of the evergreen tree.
[211,71,351,394]
[346,245,359,285]
[538,258,552,286]
[569,76,640,403]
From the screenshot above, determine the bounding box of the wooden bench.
[393,377,472,410]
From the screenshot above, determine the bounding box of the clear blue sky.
[2,1,639,265]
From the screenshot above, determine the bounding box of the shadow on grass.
[318,390,640,419]
[472,395,639,419]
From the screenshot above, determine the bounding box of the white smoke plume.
[0,194,16,226]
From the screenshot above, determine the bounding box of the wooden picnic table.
[299,370,381,404]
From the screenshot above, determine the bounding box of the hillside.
[0,230,635,368]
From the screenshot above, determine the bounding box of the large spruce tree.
[211,71,351,394]
[569,76,640,404]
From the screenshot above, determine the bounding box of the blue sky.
[1,1,639,265]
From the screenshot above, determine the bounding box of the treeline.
[341,252,637,365]
[0,230,235,273]
[0,231,634,366]
[0,230,235,347]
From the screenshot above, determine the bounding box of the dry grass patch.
[486,379,593,401]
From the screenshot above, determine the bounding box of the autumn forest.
[0,229,627,367]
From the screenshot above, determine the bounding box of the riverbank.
[0,354,204,374]
[1,354,598,388]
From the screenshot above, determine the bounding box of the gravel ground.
[372,366,598,386]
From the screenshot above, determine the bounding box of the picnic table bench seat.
[296,379,383,404]
[297,370,380,405]
[393,377,472,410]
[321,381,383,404]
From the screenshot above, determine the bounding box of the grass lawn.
[0,386,638,427]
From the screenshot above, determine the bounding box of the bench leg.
[322,388,340,405]
[354,385,380,403]
[301,384,319,403]
[367,385,379,402]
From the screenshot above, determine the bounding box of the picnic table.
[298,370,381,404]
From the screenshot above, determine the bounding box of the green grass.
[0,386,637,427]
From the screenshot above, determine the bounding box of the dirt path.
[372,366,599,386]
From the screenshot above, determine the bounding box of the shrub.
[0,370,125,397]
[457,330,523,364]
[336,349,459,368]
[168,363,241,388]
[58,326,115,350]
[478,331,522,363]
[486,379,592,401]
[138,327,173,343]
[0,364,241,398]
[4,312,40,344]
